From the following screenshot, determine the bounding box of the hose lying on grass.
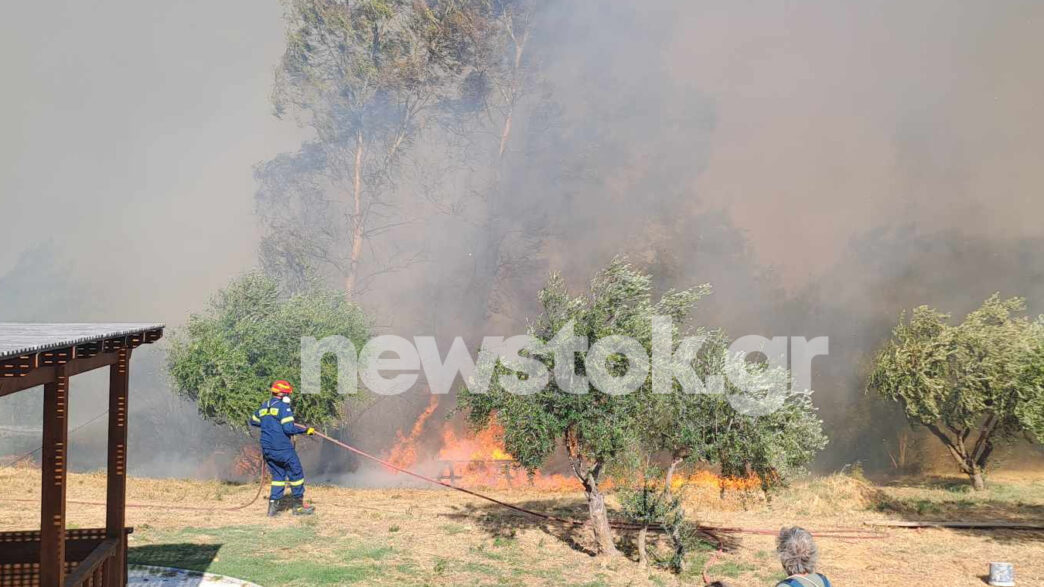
[298,425,886,541]
[4,423,885,540]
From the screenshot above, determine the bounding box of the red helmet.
[270,380,293,395]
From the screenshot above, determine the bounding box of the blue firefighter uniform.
[249,396,308,502]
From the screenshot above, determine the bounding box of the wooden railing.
[0,527,131,587]
[62,538,118,587]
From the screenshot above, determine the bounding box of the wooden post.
[106,348,130,587]
[40,368,69,587]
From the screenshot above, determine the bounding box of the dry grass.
[1,464,1042,586]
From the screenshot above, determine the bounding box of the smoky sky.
[2,1,1043,474]
[672,0,1044,284]
[3,0,1041,320]
[0,0,306,322]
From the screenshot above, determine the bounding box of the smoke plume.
[3,0,1043,477]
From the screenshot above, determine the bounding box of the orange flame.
[386,396,439,470]
[673,470,762,492]
[438,419,512,462]
[431,418,580,490]
[383,405,762,493]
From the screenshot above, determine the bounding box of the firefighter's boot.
[279,494,294,512]
[267,499,283,517]
[291,495,315,516]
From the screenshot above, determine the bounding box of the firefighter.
[249,380,316,516]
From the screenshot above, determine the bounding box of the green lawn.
[126,521,615,586]
[129,525,399,585]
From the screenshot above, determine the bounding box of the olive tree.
[460,258,826,557]
[868,294,1044,490]
[459,259,699,555]
[630,334,826,570]
[167,272,369,428]
[644,342,826,489]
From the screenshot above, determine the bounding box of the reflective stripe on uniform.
[271,480,287,486]
[251,415,261,422]
[280,416,294,424]
[289,479,305,486]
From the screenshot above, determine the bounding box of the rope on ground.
[2,421,886,539]
[702,549,724,585]
[865,520,1044,530]
[10,456,268,513]
[303,426,596,527]
[299,425,885,540]
[6,418,270,512]
[1,410,111,466]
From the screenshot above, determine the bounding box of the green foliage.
[167,272,369,429]
[868,294,1044,487]
[618,469,687,569]
[461,258,710,483]
[618,475,683,529]
[631,352,826,570]
[460,257,827,555]
[461,258,827,481]
[641,340,827,490]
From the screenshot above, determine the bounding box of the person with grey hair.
[774,527,831,587]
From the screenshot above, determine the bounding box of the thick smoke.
[340,1,1044,472]
[3,1,1043,477]
[0,1,299,478]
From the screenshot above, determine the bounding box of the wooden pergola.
[0,324,163,587]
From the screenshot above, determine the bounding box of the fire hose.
[297,425,886,540]
[6,411,269,513]
[4,422,884,540]
[10,458,269,513]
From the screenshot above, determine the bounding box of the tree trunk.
[663,455,687,571]
[664,455,684,493]
[498,13,529,160]
[667,523,686,572]
[970,467,986,491]
[925,422,992,492]
[345,130,365,298]
[462,15,532,338]
[582,474,620,556]
[637,525,648,567]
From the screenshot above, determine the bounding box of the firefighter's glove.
[306,427,316,436]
